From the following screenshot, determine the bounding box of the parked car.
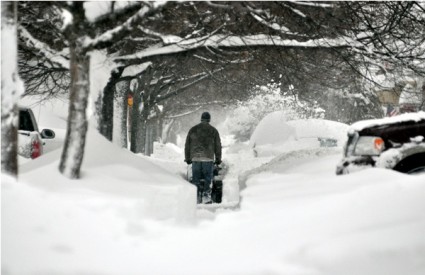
[18,107,56,159]
[336,112,425,175]
[249,111,348,157]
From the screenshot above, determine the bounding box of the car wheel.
[406,166,425,175]
[393,153,425,175]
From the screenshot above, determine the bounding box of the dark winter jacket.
[185,122,222,162]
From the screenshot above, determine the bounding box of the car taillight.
[354,136,385,156]
[31,140,42,159]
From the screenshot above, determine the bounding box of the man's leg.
[192,162,203,204]
[201,161,214,203]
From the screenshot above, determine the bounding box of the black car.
[336,112,425,175]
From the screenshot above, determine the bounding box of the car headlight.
[354,136,385,156]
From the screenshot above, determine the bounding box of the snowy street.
[2,2,425,274]
[2,119,425,274]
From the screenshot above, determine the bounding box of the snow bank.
[18,126,196,221]
[241,168,425,275]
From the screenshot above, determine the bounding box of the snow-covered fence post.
[1,1,24,176]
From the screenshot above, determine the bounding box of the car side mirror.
[41,129,55,139]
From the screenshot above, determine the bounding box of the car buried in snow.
[249,112,349,158]
[336,112,425,175]
[18,107,56,159]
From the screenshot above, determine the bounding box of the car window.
[19,110,35,131]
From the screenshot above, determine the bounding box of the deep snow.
[4,2,425,273]
[2,102,425,275]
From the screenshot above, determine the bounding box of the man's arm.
[184,130,191,162]
[215,130,222,163]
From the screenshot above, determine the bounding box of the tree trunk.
[139,91,153,155]
[1,1,22,176]
[130,67,153,154]
[138,107,150,154]
[156,117,162,143]
[145,121,156,156]
[99,68,123,141]
[99,81,114,141]
[59,42,90,179]
[144,115,161,156]
[113,80,129,148]
[130,81,143,153]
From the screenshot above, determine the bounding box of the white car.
[18,107,56,159]
[249,112,348,157]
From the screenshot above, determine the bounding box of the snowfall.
[2,95,425,275]
[2,2,425,273]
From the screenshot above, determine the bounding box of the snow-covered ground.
[2,103,425,275]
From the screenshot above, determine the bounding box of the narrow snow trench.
[194,144,274,220]
[151,142,340,221]
[194,146,343,220]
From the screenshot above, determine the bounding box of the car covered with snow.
[249,111,349,157]
[18,107,56,159]
[336,112,425,175]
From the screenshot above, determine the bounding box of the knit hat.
[201,112,211,122]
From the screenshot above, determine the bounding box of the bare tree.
[17,2,70,100]
[1,1,24,176]
[15,1,425,177]
[58,2,167,178]
[17,1,166,178]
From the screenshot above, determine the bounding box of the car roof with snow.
[349,111,425,133]
[250,111,348,147]
[348,112,425,144]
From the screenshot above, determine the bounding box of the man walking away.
[185,112,222,204]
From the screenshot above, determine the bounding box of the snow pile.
[240,168,425,275]
[249,111,348,157]
[18,126,196,221]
